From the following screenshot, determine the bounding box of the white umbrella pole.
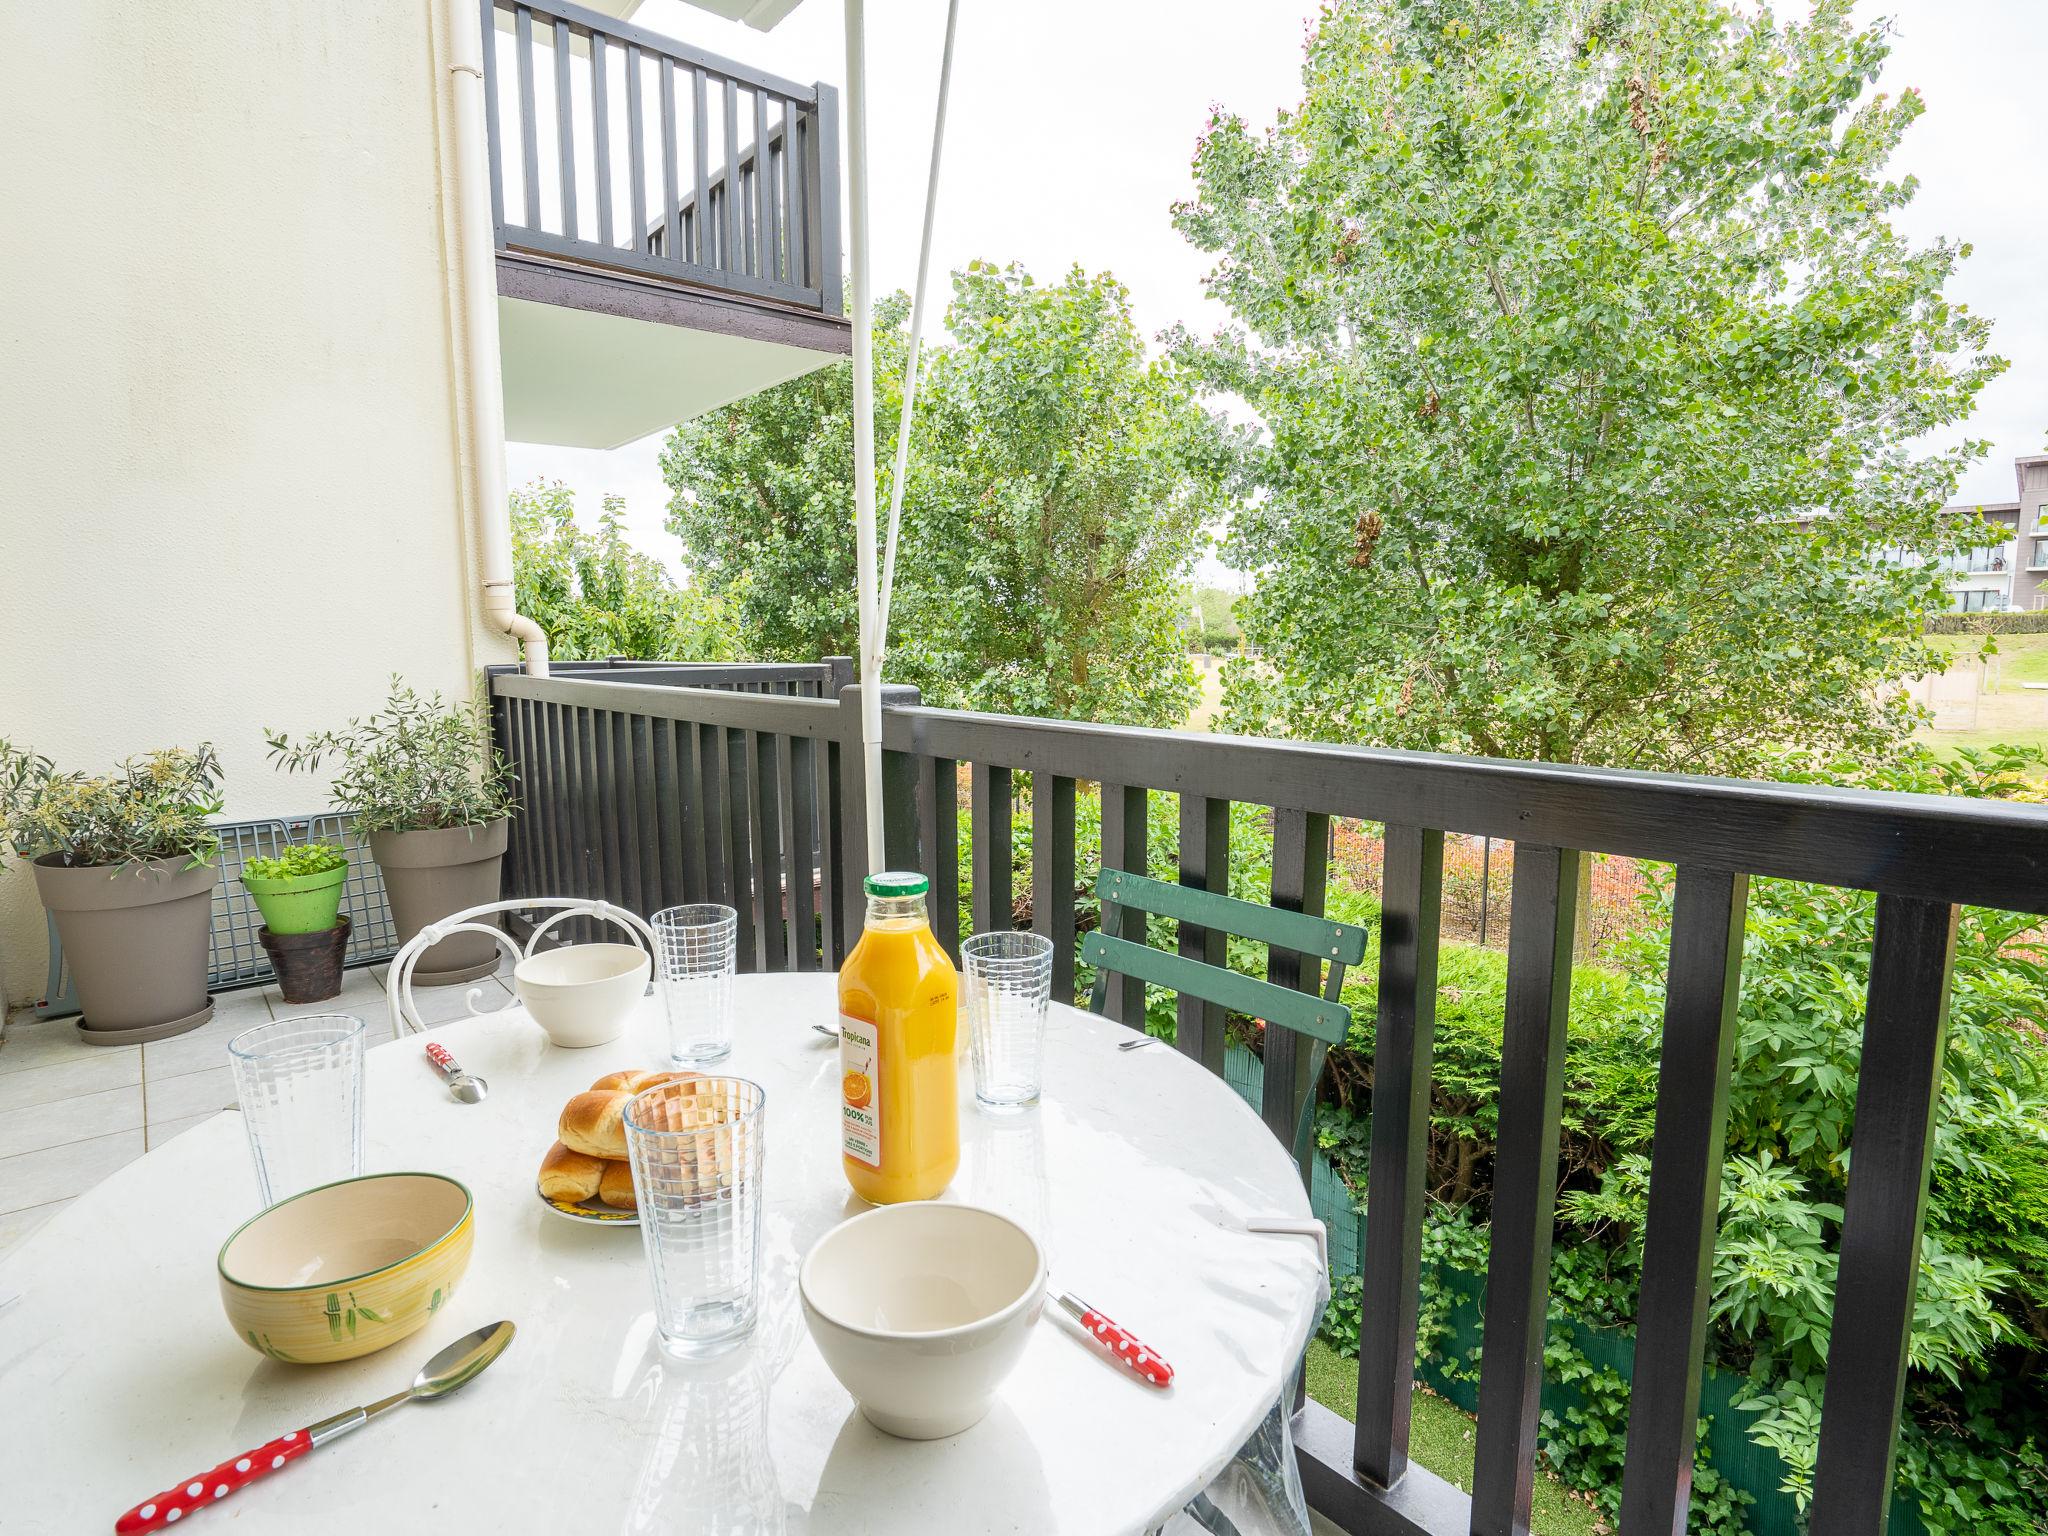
[844,0,885,876]
[876,0,961,641]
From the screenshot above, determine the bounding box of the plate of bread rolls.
[535,1068,697,1225]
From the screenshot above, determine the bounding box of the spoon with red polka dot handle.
[1055,1290,1174,1388]
[113,1320,515,1533]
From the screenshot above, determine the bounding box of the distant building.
[1805,455,2048,612]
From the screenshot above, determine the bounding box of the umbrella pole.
[844,0,885,875]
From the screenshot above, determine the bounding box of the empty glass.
[626,1076,768,1361]
[963,931,1055,1110]
[227,1013,366,1208]
[654,904,738,1067]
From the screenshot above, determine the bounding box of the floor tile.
[0,1083,145,1160]
[0,1016,137,1078]
[263,969,388,1021]
[0,1198,72,1263]
[145,1064,238,1122]
[0,1048,142,1114]
[140,993,272,1082]
[0,1129,144,1213]
[146,1110,228,1150]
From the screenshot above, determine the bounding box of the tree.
[662,264,1231,724]
[1173,0,2004,773]
[510,481,737,662]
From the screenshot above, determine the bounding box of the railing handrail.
[490,671,2048,914]
[487,0,820,104]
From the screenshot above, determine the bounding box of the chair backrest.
[1080,867,1368,1175]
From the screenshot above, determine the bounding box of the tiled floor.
[0,961,515,1263]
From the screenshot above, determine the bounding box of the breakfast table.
[0,972,1325,1535]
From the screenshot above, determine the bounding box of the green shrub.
[0,741,222,869]
[243,842,347,881]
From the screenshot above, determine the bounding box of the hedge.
[1924,610,2048,635]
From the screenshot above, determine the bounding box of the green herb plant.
[0,741,222,869]
[266,678,514,836]
[243,842,347,881]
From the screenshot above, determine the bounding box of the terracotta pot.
[259,914,352,1005]
[370,821,508,986]
[33,854,218,1045]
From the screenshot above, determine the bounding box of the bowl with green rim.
[218,1172,474,1364]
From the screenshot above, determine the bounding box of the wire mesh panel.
[35,814,399,1017]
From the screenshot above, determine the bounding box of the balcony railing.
[488,662,2048,1536]
[481,0,841,315]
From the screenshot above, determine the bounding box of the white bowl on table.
[512,943,650,1048]
[799,1202,1047,1440]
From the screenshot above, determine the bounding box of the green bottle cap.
[863,871,929,898]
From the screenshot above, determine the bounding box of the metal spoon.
[116,1321,516,1533]
[425,1039,489,1103]
[812,1022,842,1042]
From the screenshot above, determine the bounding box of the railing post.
[812,82,844,314]
[1175,795,1230,1075]
[1810,895,1959,1536]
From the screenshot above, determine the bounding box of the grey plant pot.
[33,855,219,1044]
[369,820,508,986]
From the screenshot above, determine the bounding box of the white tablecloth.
[0,972,1322,1534]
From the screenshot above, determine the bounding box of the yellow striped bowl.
[218,1173,474,1365]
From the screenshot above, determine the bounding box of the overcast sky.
[508,0,2048,575]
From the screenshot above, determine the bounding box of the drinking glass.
[227,1014,366,1208]
[654,904,738,1067]
[626,1076,768,1361]
[963,931,1055,1110]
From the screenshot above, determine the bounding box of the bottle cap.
[863,871,929,898]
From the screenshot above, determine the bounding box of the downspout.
[447,1,549,675]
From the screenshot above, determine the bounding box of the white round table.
[0,973,1322,1534]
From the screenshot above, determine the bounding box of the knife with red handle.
[1056,1290,1174,1387]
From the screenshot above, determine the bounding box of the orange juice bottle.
[838,872,959,1203]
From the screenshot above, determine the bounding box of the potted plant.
[0,741,224,1045]
[267,679,514,987]
[243,841,351,1004]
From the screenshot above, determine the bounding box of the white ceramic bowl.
[800,1202,1046,1440]
[512,943,650,1048]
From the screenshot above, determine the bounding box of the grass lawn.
[1304,1341,1602,1536]
[1916,724,2048,757]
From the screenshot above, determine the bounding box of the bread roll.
[559,1090,630,1159]
[589,1069,668,1094]
[538,1140,604,1204]
[598,1159,637,1211]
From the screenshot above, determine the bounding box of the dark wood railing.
[488,664,2048,1536]
[481,0,841,315]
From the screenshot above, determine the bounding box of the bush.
[0,741,222,869]
[266,678,514,835]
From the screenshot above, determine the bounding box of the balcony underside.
[497,253,849,448]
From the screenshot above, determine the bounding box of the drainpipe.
[447,2,549,676]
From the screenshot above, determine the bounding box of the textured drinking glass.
[654,904,738,1067]
[228,1014,366,1209]
[963,931,1055,1110]
[626,1076,768,1361]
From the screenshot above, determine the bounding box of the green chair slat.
[1096,868,1367,966]
[1080,933,1351,1046]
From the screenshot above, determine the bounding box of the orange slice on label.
[842,1070,872,1109]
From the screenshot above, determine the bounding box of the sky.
[507,0,2048,577]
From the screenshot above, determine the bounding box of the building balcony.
[483,0,849,447]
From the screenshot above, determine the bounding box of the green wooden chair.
[1081,867,1368,1175]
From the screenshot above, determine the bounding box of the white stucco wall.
[0,2,517,1004]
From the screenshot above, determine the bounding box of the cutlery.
[115,1320,516,1534]
[424,1039,489,1103]
[1054,1289,1173,1387]
[1117,1035,1157,1052]
[812,1022,842,1041]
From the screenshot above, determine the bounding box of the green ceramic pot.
[241,863,347,935]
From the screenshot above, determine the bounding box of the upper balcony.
[482,0,848,447]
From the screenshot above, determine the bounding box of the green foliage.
[266,678,514,835]
[0,741,222,869]
[663,264,1230,724]
[510,481,738,662]
[242,842,346,881]
[1175,0,2003,772]
[1191,587,1243,653]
